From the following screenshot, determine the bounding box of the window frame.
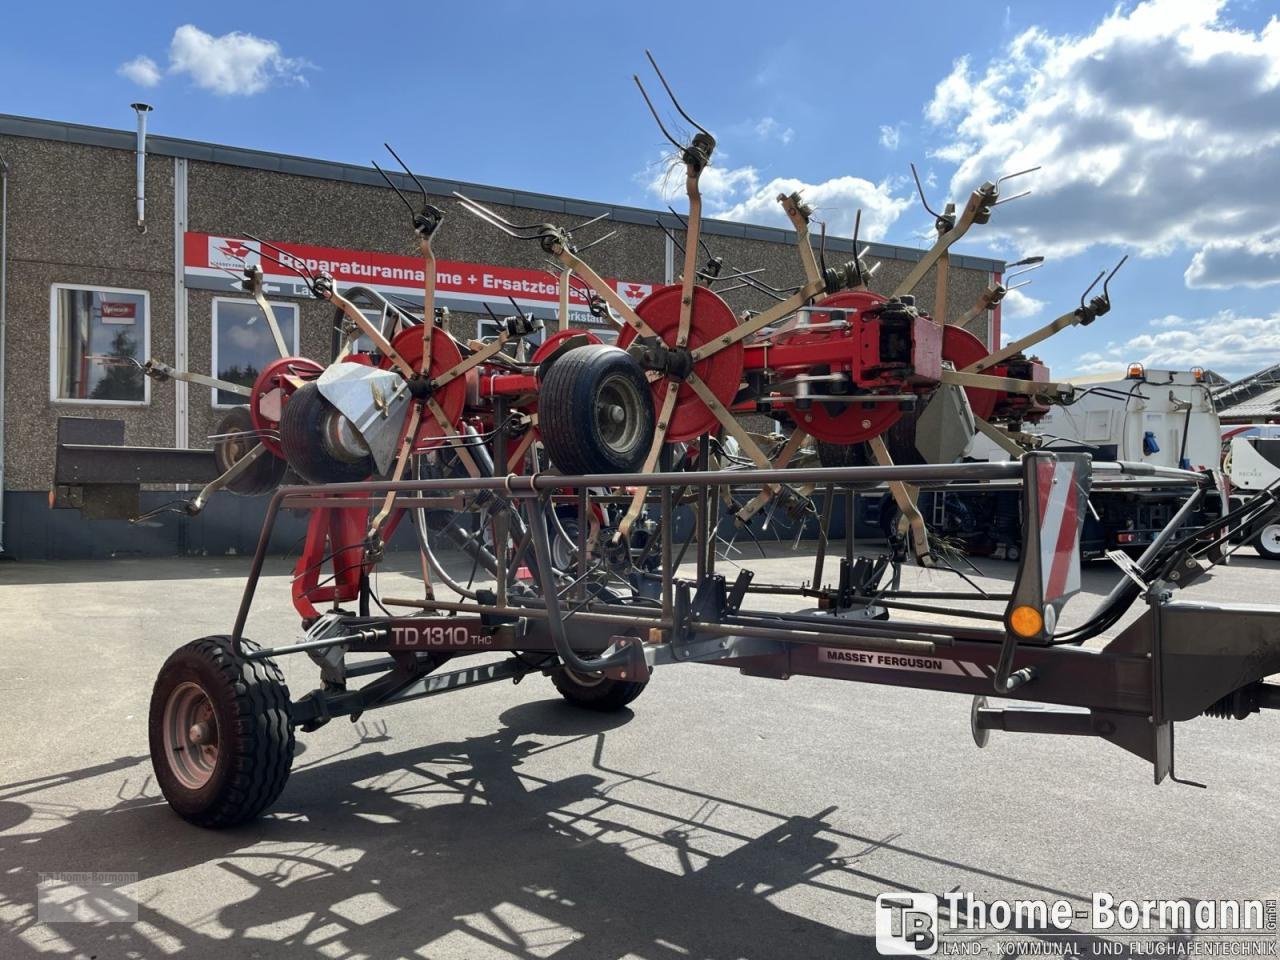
[210,296,301,409]
[48,282,152,406]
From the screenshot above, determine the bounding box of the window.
[50,284,150,404]
[212,298,300,407]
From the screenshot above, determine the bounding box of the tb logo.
[876,892,938,955]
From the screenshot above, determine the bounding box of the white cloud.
[1000,286,1045,321]
[923,0,1280,289]
[1184,235,1280,288]
[1071,310,1280,378]
[878,124,901,150]
[118,55,161,88]
[753,116,794,145]
[647,157,910,241]
[169,25,308,95]
[120,25,309,96]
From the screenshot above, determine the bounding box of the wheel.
[551,515,580,571]
[213,407,288,496]
[816,439,869,468]
[149,636,294,828]
[279,381,374,483]
[551,664,647,712]
[539,345,655,474]
[1255,522,1280,560]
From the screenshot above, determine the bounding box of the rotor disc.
[941,324,999,421]
[617,284,743,443]
[381,326,466,449]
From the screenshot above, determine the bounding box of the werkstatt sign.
[182,232,653,324]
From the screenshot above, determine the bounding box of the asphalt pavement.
[1,544,1278,959]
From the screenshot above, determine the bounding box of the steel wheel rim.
[596,375,645,455]
[1262,524,1280,554]
[552,521,579,571]
[563,666,606,688]
[163,681,219,790]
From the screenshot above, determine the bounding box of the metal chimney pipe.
[131,103,152,232]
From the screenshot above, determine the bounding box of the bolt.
[188,722,212,745]
[862,419,872,429]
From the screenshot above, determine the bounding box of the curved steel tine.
[634,75,685,153]
[507,296,527,319]
[384,143,428,200]
[245,233,314,281]
[644,50,710,137]
[666,204,717,260]
[568,210,610,233]
[992,188,1032,206]
[818,219,829,276]
[866,260,883,277]
[1078,269,1106,310]
[1007,259,1044,283]
[1006,278,1033,292]
[452,192,541,238]
[1102,254,1129,299]
[996,165,1041,186]
[372,159,418,217]
[655,218,687,255]
[909,163,943,220]
[574,228,617,253]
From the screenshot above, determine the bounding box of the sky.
[3,0,1279,380]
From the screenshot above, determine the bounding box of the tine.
[644,49,710,137]
[992,188,1032,206]
[372,159,417,216]
[569,210,610,232]
[384,142,429,199]
[997,165,1041,185]
[633,75,685,153]
[575,228,617,253]
[910,162,943,220]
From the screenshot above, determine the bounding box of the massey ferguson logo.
[209,237,260,271]
[618,282,652,305]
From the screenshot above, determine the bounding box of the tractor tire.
[816,439,870,468]
[149,636,294,828]
[539,345,654,475]
[551,664,648,712]
[279,381,373,484]
[1255,522,1280,561]
[213,407,288,496]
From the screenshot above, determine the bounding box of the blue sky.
[3,0,1279,378]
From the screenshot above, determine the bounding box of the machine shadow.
[0,699,1117,960]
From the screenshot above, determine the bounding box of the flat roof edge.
[0,113,1005,271]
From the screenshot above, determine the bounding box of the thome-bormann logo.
[875,892,1279,956]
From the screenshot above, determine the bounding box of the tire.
[551,516,580,571]
[149,636,294,828]
[279,381,373,484]
[1255,522,1280,561]
[551,664,647,712]
[816,439,869,468]
[539,345,655,474]
[213,407,288,496]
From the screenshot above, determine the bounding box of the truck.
[1223,424,1280,559]
[950,365,1224,559]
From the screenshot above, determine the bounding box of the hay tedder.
[50,56,1280,826]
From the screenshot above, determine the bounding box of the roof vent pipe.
[131,102,152,233]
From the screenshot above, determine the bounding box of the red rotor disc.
[617,284,743,443]
[380,326,466,449]
[774,290,905,444]
[249,356,325,458]
[940,324,998,421]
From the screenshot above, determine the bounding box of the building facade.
[0,113,1004,560]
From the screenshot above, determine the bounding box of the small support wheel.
[213,407,287,496]
[539,345,655,474]
[1254,522,1280,561]
[149,636,294,828]
[279,381,374,484]
[551,664,647,712]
